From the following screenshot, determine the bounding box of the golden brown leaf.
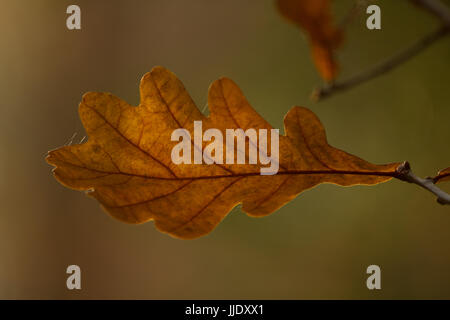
[46,66,399,239]
[434,167,450,183]
[276,0,343,81]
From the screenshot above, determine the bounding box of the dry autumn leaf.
[276,0,343,81]
[46,66,400,239]
[434,167,450,183]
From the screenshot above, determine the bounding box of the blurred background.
[1,0,449,299]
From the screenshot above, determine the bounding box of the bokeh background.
[1,0,450,299]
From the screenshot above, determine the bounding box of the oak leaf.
[46,66,400,239]
[434,167,450,183]
[276,0,343,81]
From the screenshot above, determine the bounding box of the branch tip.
[395,161,450,205]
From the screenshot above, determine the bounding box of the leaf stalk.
[396,161,450,205]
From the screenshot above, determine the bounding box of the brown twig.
[411,0,450,25]
[396,161,450,205]
[312,0,450,101]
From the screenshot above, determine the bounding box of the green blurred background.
[1,0,449,299]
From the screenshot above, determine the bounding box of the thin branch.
[396,161,450,205]
[313,0,450,101]
[411,0,450,26]
[313,25,449,100]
